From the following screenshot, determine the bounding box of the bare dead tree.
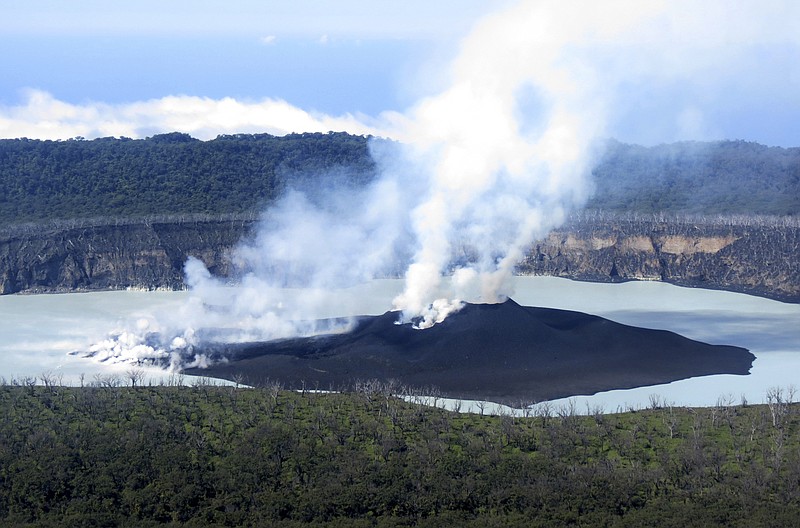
[766,386,790,429]
[39,371,58,392]
[126,368,145,388]
[648,393,664,410]
[535,401,553,427]
[264,378,282,404]
[94,373,121,388]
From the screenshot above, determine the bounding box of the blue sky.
[0,1,494,113]
[1,0,799,147]
[0,35,419,115]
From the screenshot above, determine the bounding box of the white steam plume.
[388,1,657,325]
[387,0,800,325]
[83,0,800,364]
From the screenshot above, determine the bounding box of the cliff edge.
[1,214,797,303]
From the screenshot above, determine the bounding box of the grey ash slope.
[185,299,754,404]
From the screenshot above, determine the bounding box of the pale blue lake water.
[1,277,797,411]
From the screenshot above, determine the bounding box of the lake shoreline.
[2,277,797,411]
[5,273,799,305]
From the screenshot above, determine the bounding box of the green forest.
[587,139,800,216]
[0,132,376,223]
[1,382,798,527]
[0,134,798,224]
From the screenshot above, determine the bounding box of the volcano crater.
[184,298,754,405]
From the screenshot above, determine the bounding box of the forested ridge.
[588,139,800,216]
[0,132,376,223]
[0,133,798,224]
[1,382,799,527]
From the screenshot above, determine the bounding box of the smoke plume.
[84,0,800,366]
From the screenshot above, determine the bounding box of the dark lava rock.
[184,299,755,404]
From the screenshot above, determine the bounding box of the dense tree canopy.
[0,382,798,526]
[588,139,800,216]
[1,134,797,224]
[0,132,377,223]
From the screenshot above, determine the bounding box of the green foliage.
[1,134,798,225]
[589,139,800,216]
[0,132,377,223]
[0,384,799,526]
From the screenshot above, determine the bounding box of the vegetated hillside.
[588,139,800,216]
[1,134,798,299]
[0,134,798,225]
[0,132,376,223]
[1,382,799,527]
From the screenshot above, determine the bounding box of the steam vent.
[185,299,754,405]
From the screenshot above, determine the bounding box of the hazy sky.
[1,0,799,146]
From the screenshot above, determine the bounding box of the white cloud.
[0,90,394,140]
[259,35,277,45]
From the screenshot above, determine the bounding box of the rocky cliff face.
[519,216,800,303]
[1,216,797,303]
[0,218,253,294]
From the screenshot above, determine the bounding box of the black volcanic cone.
[184,299,754,404]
